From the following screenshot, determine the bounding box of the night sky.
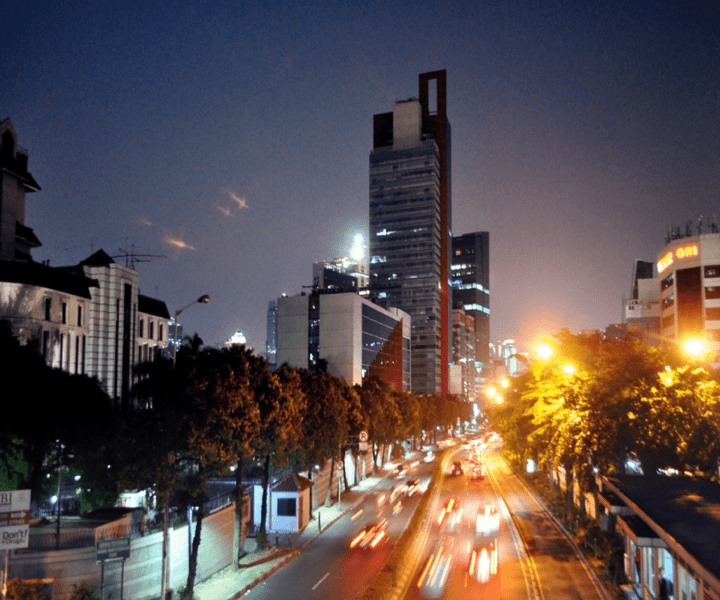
[3,1,719,353]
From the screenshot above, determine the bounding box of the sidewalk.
[194,455,418,600]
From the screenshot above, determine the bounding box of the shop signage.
[657,244,699,273]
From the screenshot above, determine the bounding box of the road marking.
[312,572,330,590]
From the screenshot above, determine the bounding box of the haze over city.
[3,0,718,352]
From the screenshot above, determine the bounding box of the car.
[404,479,420,497]
[390,481,404,502]
[437,497,462,532]
[349,519,389,550]
[475,504,500,538]
[468,538,498,583]
[424,451,435,463]
[393,464,409,478]
[470,468,485,482]
[451,461,463,476]
[392,499,403,515]
[417,537,455,598]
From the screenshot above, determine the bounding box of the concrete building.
[266,300,278,368]
[0,119,169,407]
[276,290,410,392]
[451,304,475,400]
[451,232,490,365]
[657,232,720,351]
[57,250,170,409]
[0,119,42,262]
[623,259,660,341]
[0,259,95,372]
[598,474,720,600]
[313,233,369,293]
[369,70,452,397]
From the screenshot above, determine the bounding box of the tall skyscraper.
[451,232,490,366]
[369,70,452,396]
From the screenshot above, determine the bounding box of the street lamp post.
[172,295,210,366]
[162,294,209,600]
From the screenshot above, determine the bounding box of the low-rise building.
[276,290,410,392]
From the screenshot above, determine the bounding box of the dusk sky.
[3,1,718,353]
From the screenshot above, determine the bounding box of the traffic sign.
[96,537,130,563]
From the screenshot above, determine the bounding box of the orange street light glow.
[537,342,553,360]
[682,338,706,358]
[562,364,576,375]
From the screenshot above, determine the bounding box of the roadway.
[241,438,609,600]
[241,456,435,600]
[402,440,608,600]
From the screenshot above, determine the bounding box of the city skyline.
[2,1,718,354]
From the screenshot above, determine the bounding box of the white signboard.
[0,490,31,549]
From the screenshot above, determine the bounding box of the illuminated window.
[661,274,674,291]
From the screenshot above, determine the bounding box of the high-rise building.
[369,70,451,396]
[266,300,278,369]
[451,232,490,366]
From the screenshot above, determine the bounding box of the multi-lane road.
[242,438,609,600]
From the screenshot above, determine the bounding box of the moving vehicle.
[451,461,463,476]
[349,519,388,550]
[468,538,498,583]
[418,537,455,598]
[404,478,420,497]
[393,464,409,478]
[475,504,500,537]
[469,505,500,583]
[438,497,462,532]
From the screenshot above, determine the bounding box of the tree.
[0,321,118,511]
[357,376,400,470]
[252,358,303,541]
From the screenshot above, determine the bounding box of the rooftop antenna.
[697,215,703,235]
[712,214,719,234]
[112,244,166,269]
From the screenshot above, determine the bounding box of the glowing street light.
[537,342,553,360]
[562,364,576,375]
[682,337,707,360]
[172,295,210,366]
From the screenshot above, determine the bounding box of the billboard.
[0,490,31,549]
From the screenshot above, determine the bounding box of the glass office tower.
[369,70,451,396]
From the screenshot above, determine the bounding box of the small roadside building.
[253,474,315,533]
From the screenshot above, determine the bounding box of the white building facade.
[276,291,411,391]
[657,232,720,352]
